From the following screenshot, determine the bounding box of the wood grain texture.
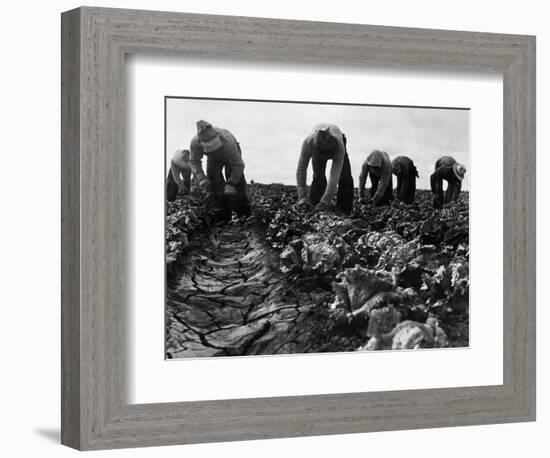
[60,6,536,450]
[60,7,81,449]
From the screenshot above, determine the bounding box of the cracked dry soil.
[166,220,335,358]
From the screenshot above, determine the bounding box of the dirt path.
[166,220,321,358]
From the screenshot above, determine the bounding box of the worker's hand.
[314,201,333,213]
[331,308,353,326]
[178,184,189,194]
[359,196,368,205]
[198,178,211,192]
[223,183,237,196]
[296,197,312,211]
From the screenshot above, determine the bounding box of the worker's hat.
[196,120,223,153]
[453,163,467,181]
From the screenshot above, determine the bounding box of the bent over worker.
[166,149,192,202]
[392,155,418,204]
[295,123,354,215]
[358,150,393,206]
[189,120,252,220]
[430,156,466,208]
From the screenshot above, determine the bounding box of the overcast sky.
[166,98,470,190]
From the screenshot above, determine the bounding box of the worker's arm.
[296,138,313,201]
[358,161,370,199]
[170,160,183,188]
[189,137,207,182]
[372,159,392,203]
[320,141,345,206]
[224,135,245,185]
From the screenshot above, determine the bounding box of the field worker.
[430,156,466,208]
[296,124,354,215]
[358,150,393,206]
[392,155,419,204]
[189,120,251,220]
[166,149,192,202]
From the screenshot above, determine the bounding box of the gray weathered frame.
[61,6,536,451]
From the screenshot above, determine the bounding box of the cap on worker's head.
[172,149,189,165]
[196,120,223,152]
[453,163,467,181]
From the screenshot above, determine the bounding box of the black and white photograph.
[165,97,470,359]
[2,0,542,455]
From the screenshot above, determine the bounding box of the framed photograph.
[164,96,470,359]
[61,6,536,450]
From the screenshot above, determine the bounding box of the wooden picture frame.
[61,6,536,450]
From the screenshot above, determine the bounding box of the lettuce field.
[166,183,469,358]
